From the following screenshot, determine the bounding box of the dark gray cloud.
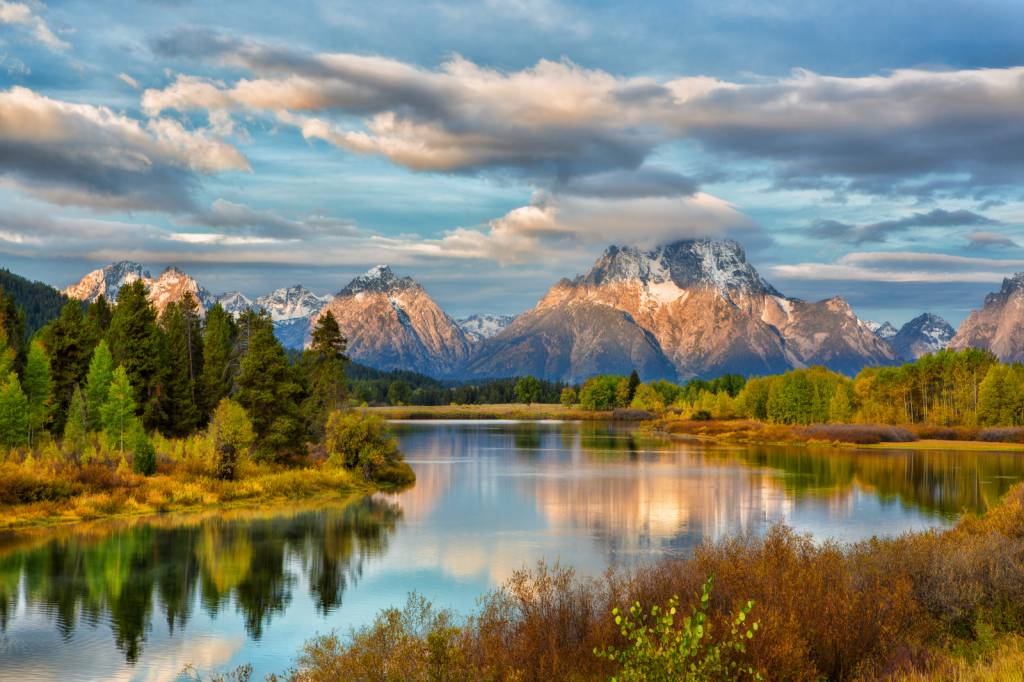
[553,166,698,198]
[176,199,365,238]
[806,208,997,243]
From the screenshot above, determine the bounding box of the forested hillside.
[0,268,82,338]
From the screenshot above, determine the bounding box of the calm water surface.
[2,421,1022,681]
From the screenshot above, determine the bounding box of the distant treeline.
[346,363,570,406]
[0,269,83,341]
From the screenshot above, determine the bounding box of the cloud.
[0,1,71,51]
[770,250,1024,283]
[430,190,761,264]
[964,230,1018,250]
[174,199,366,238]
[806,209,997,243]
[117,73,139,89]
[141,41,1024,198]
[0,86,250,211]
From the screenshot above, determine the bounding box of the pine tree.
[41,299,91,432]
[23,340,53,445]
[86,294,113,340]
[201,303,234,414]
[107,280,162,429]
[160,302,199,436]
[179,292,204,408]
[102,365,137,454]
[0,284,26,373]
[302,310,349,438]
[627,370,641,402]
[236,310,307,462]
[63,385,88,456]
[128,423,156,476]
[85,339,114,431]
[0,370,28,449]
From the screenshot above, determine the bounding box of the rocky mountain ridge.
[949,274,1024,362]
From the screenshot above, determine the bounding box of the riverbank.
[361,403,615,420]
[659,418,1024,452]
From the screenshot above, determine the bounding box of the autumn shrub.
[0,463,83,504]
[612,409,656,421]
[913,426,979,441]
[977,427,1024,443]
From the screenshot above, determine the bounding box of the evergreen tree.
[302,310,349,438]
[0,284,26,373]
[107,280,163,429]
[226,307,260,393]
[235,310,307,462]
[627,370,641,402]
[128,424,157,476]
[23,340,54,445]
[159,302,199,436]
[41,299,91,432]
[102,365,138,454]
[0,370,28,449]
[201,303,234,414]
[86,295,113,340]
[85,339,114,431]
[63,385,88,456]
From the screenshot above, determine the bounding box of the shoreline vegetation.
[0,286,414,531]
[187,479,1024,682]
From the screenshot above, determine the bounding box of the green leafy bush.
[129,424,157,476]
[325,411,407,480]
[595,574,760,682]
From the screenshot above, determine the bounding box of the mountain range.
[60,238,1020,381]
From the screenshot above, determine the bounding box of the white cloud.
[0,1,70,52]
[770,251,1024,282]
[117,72,139,89]
[0,86,250,210]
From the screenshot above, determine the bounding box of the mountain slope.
[457,314,518,343]
[64,261,152,304]
[949,274,1024,362]
[890,313,955,360]
[312,266,472,376]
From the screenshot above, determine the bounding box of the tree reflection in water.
[0,494,402,662]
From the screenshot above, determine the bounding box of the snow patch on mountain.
[457,314,519,343]
[891,313,955,360]
[64,261,153,303]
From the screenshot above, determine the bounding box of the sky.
[3,0,1024,327]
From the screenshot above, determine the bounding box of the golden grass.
[888,636,1024,682]
[864,440,1024,452]
[0,458,377,531]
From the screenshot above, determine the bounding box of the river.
[1,421,1022,681]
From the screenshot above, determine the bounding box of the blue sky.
[3,0,1024,326]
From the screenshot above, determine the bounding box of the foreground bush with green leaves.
[250,481,1024,682]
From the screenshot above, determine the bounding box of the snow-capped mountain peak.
[215,291,253,317]
[581,238,783,302]
[890,313,955,360]
[64,260,153,303]
[252,285,333,322]
[865,320,899,340]
[339,264,417,296]
[457,313,518,343]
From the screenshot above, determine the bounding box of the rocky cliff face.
[248,285,334,349]
[890,313,955,360]
[312,266,472,376]
[215,291,253,317]
[467,239,899,381]
[949,274,1024,362]
[148,267,218,316]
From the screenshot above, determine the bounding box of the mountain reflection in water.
[0,422,1021,682]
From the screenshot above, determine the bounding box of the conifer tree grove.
[106,280,162,429]
[23,340,54,445]
[0,284,26,373]
[236,310,307,461]
[41,299,92,432]
[101,365,138,454]
[201,303,234,414]
[85,339,114,431]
